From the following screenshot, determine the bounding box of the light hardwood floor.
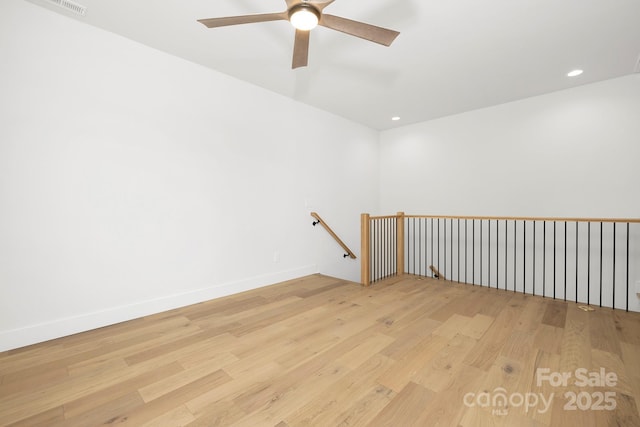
[1,274,639,426]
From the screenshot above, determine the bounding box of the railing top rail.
[401,214,640,224]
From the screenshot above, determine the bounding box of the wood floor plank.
[413,333,477,392]
[183,295,268,320]
[620,341,640,417]
[377,312,441,360]
[0,366,68,396]
[329,384,395,427]
[140,404,195,427]
[67,355,128,378]
[335,333,395,370]
[591,348,635,396]
[176,334,240,369]
[2,316,202,388]
[0,315,198,383]
[183,399,246,427]
[4,405,65,427]
[232,318,393,422]
[97,369,232,426]
[226,359,350,426]
[122,325,237,366]
[433,313,474,339]
[375,297,445,335]
[592,392,640,427]
[413,363,486,426]
[56,392,146,427]
[1,360,165,425]
[63,362,184,419]
[530,350,561,426]
[549,394,596,427]
[460,313,495,340]
[463,296,521,370]
[426,291,475,322]
[541,299,568,328]
[476,287,520,318]
[513,296,547,333]
[590,308,623,357]
[1,274,639,426]
[614,311,640,345]
[264,332,340,373]
[534,324,564,354]
[376,333,449,392]
[183,361,283,417]
[365,381,435,426]
[500,330,535,362]
[284,354,394,426]
[559,305,592,375]
[138,353,238,403]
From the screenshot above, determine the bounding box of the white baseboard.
[0,265,318,352]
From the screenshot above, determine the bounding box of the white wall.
[0,0,379,351]
[380,74,640,218]
[379,74,640,311]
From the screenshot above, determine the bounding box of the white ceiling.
[25,0,640,130]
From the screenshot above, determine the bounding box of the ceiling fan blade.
[319,14,399,46]
[198,12,287,28]
[292,29,310,69]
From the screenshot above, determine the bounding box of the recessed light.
[391,116,401,121]
[567,69,583,77]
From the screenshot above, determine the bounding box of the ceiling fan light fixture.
[289,5,320,31]
[198,0,400,69]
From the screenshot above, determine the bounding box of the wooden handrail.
[429,265,446,280]
[311,212,356,259]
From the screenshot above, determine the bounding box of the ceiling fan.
[197,0,400,69]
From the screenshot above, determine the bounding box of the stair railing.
[361,212,640,311]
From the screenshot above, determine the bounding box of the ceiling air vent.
[44,0,87,16]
